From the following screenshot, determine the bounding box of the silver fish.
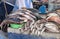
[45,22,59,32]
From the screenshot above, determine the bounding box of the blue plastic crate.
[0,2,14,21]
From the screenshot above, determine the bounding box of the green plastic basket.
[10,23,26,29]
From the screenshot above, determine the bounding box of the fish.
[0,9,42,27]
[46,13,60,24]
[45,22,59,32]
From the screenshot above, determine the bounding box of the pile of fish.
[0,9,60,35]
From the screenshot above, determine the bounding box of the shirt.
[15,0,33,9]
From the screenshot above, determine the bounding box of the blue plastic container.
[0,2,14,21]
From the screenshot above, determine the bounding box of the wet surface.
[8,33,56,39]
[0,30,8,39]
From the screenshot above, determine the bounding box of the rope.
[3,0,8,17]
